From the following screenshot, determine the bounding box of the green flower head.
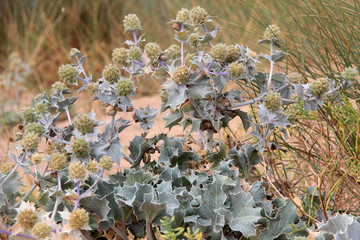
[310,78,329,98]
[22,132,40,151]
[264,92,282,112]
[187,33,200,47]
[102,64,120,84]
[172,66,190,85]
[116,79,134,96]
[25,123,45,136]
[123,14,142,32]
[74,114,96,135]
[144,43,162,60]
[49,152,68,171]
[190,6,208,26]
[112,48,128,66]
[58,64,77,85]
[264,24,281,40]
[288,72,304,84]
[22,108,37,124]
[72,138,90,158]
[210,43,228,62]
[341,67,359,81]
[226,45,241,63]
[99,155,113,171]
[128,46,142,61]
[228,62,245,78]
[176,8,190,23]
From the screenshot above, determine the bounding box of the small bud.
[102,64,120,84]
[176,8,190,23]
[228,62,245,78]
[34,94,42,102]
[87,82,98,94]
[51,81,66,93]
[226,45,240,63]
[35,102,47,115]
[25,123,45,136]
[264,24,281,40]
[166,44,181,59]
[128,46,142,61]
[32,153,42,165]
[74,114,96,135]
[341,67,359,81]
[13,124,24,139]
[99,155,113,171]
[58,64,77,86]
[189,6,208,26]
[310,78,329,98]
[69,48,81,59]
[69,208,89,230]
[116,79,134,97]
[32,222,51,239]
[172,22,181,31]
[86,160,99,173]
[187,33,200,47]
[123,14,142,32]
[69,161,88,181]
[144,43,162,60]
[172,66,190,85]
[72,138,89,158]
[49,152,68,171]
[0,162,15,174]
[17,208,38,230]
[112,48,128,66]
[105,105,117,116]
[288,72,304,84]
[22,132,40,151]
[22,108,37,124]
[264,92,282,112]
[210,43,228,62]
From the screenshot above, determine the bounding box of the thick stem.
[0,229,36,239]
[132,30,138,44]
[80,169,104,198]
[267,40,274,90]
[0,153,27,187]
[205,129,214,152]
[146,221,156,240]
[110,115,115,131]
[65,107,72,125]
[111,224,129,240]
[76,76,88,84]
[74,181,80,210]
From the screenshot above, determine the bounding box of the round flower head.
[172,66,190,85]
[187,33,200,47]
[144,43,162,60]
[32,153,42,165]
[22,108,37,124]
[69,48,81,59]
[210,43,228,62]
[228,62,245,78]
[69,161,88,181]
[15,202,38,230]
[0,162,15,174]
[288,72,304,84]
[35,102,47,115]
[22,132,40,151]
[51,81,66,93]
[32,222,52,239]
[112,48,128,66]
[87,82,98,94]
[123,14,142,32]
[341,67,359,81]
[74,114,95,135]
[49,152,68,171]
[190,6,208,26]
[102,64,120,84]
[72,138,89,158]
[69,208,89,230]
[99,155,113,171]
[176,8,190,23]
[25,123,44,136]
[116,79,134,97]
[58,64,77,86]
[86,160,99,173]
[128,46,142,61]
[264,92,282,112]
[310,77,329,98]
[34,94,42,102]
[264,24,282,40]
[226,45,241,63]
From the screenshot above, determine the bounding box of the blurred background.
[2,0,360,214]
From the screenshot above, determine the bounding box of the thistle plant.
[0,6,354,240]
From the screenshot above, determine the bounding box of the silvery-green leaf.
[164,110,183,130]
[80,196,111,230]
[123,170,154,187]
[271,51,288,62]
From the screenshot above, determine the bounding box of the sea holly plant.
[0,6,358,240]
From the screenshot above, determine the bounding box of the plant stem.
[202,24,213,48]
[65,107,72,125]
[76,76,88,84]
[111,115,115,131]
[80,169,104,198]
[111,225,129,240]
[51,172,62,222]
[0,152,27,187]
[146,220,156,240]
[74,181,80,210]
[181,24,185,66]
[0,229,36,239]
[132,30,138,44]
[267,40,274,90]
